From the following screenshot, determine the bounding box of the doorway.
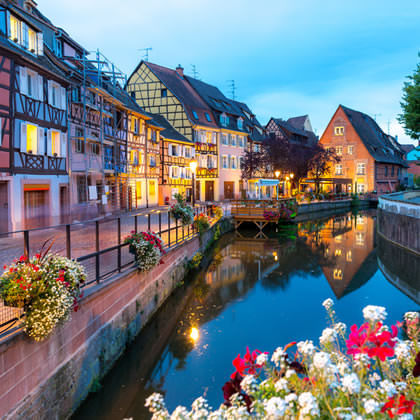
[224,181,234,199]
[205,180,214,201]
[24,189,49,229]
[0,182,9,233]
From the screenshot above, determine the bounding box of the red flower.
[230,347,267,379]
[35,253,41,259]
[19,255,27,262]
[3,264,6,269]
[381,395,416,418]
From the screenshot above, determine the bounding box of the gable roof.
[400,144,415,155]
[270,118,308,137]
[137,62,218,129]
[149,114,192,143]
[287,115,309,131]
[340,105,407,167]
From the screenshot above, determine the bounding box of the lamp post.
[190,160,197,207]
[290,173,294,196]
[275,170,280,200]
[286,176,290,197]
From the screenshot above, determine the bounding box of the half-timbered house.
[0,0,70,231]
[127,62,220,202]
[151,114,194,204]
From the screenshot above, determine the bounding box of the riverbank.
[0,218,233,420]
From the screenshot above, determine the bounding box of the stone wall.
[0,218,232,420]
[378,193,420,254]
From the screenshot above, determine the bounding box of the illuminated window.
[346,251,352,262]
[348,145,353,155]
[356,232,365,246]
[334,126,344,135]
[50,130,60,155]
[136,181,142,199]
[335,164,343,175]
[335,249,342,257]
[26,124,38,154]
[10,15,21,43]
[335,235,342,243]
[149,180,156,196]
[357,162,366,175]
[356,215,365,225]
[336,146,343,155]
[333,269,343,280]
[28,28,37,52]
[357,183,365,194]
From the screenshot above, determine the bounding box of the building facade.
[319,105,407,194]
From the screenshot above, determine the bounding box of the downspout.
[145,125,148,208]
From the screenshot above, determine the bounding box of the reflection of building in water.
[377,233,420,305]
[301,213,376,298]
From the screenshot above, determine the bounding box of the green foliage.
[193,213,210,236]
[169,193,194,225]
[398,53,420,140]
[189,252,203,269]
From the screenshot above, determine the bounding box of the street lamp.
[190,160,198,207]
[286,176,290,197]
[275,170,280,200]
[290,173,294,196]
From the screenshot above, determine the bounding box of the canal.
[73,209,419,420]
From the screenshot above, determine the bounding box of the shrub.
[213,205,224,220]
[146,302,420,419]
[0,253,86,341]
[169,193,194,225]
[124,231,165,272]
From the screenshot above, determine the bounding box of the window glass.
[192,110,198,120]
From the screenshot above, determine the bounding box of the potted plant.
[0,251,86,341]
[124,231,165,272]
[193,213,210,236]
[169,193,194,225]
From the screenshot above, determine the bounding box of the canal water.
[73,209,419,420]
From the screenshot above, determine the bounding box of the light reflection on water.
[73,209,419,420]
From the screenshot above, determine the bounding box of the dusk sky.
[39,0,420,144]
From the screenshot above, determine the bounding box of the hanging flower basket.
[169,193,194,225]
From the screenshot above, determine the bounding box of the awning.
[301,178,352,185]
[24,184,49,191]
[256,179,279,186]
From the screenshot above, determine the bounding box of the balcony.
[195,142,217,154]
[14,151,66,174]
[197,167,218,178]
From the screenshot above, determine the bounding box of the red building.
[319,105,407,194]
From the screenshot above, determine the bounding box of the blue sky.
[39,0,420,144]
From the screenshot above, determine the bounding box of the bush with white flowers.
[0,253,86,341]
[146,302,420,419]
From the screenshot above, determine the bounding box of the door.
[224,181,234,199]
[59,186,69,224]
[205,181,214,202]
[24,189,48,229]
[0,182,8,233]
[195,180,200,202]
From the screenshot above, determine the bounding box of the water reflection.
[73,210,418,420]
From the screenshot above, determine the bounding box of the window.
[238,136,244,147]
[357,183,365,194]
[384,166,388,176]
[149,181,156,196]
[222,133,228,145]
[50,130,60,156]
[91,143,100,155]
[77,176,87,203]
[357,162,366,175]
[192,110,198,120]
[28,28,37,53]
[149,155,156,167]
[231,135,236,147]
[220,113,228,126]
[184,146,191,158]
[333,269,343,280]
[72,87,81,103]
[222,155,228,169]
[346,251,352,262]
[27,72,34,98]
[231,156,237,169]
[253,143,260,152]
[334,126,344,135]
[239,156,244,169]
[237,118,243,129]
[161,88,167,98]
[205,112,211,122]
[55,38,63,58]
[336,146,343,156]
[48,81,66,109]
[356,232,365,246]
[10,15,21,43]
[169,144,178,156]
[348,145,353,155]
[335,164,343,175]
[170,166,179,178]
[391,166,394,176]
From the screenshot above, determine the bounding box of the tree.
[307,145,341,193]
[398,53,420,140]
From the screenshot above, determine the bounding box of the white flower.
[337,361,350,376]
[274,378,289,393]
[398,414,414,420]
[145,393,166,413]
[264,397,287,418]
[322,298,334,310]
[271,347,286,367]
[320,327,337,346]
[170,406,190,420]
[395,341,411,362]
[313,351,331,370]
[363,398,380,414]
[240,375,258,394]
[285,393,297,404]
[354,353,370,369]
[334,322,347,336]
[380,380,397,397]
[341,373,361,394]
[362,305,387,323]
[404,312,419,322]
[256,352,268,366]
[297,340,315,356]
[285,369,296,379]
[298,392,319,417]
[396,381,407,392]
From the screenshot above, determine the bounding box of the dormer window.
[8,14,43,55]
[334,126,344,135]
[192,110,198,120]
[205,112,211,122]
[55,38,63,58]
[161,88,167,98]
[237,118,243,129]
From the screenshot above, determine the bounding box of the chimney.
[175,64,184,77]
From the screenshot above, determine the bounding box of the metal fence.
[0,204,217,335]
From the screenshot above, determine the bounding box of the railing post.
[148,213,151,231]
[134,215,138,233]
[158,212,162,236]
[95,221,100,283]
[117,217,121,272]
[176,217,178,244]
[66,224,71,259]
[23,230,29,259]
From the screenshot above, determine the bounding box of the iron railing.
[0,204,217,335]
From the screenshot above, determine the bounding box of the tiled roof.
[149,114,192,143]
[340,105,408,167]
[400,144,415,155]
[143,62,218,129]
[287,115,308,131]
[272,118,308,137]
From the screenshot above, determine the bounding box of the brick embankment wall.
[0,218,233,420]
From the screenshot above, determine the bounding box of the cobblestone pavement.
[0,202,231,332]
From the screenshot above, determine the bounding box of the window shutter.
[36,32,43,55]
[60,132,67,157]
[60,86,66,110]
[47,81,52,105]
[228,154,231,168]
[191,147,195,158]
[37,75,43,101]
[22,23,28,49]
[19,67,27,95]
[20,122,27,152]
[6,11,11,38]
[47,129,52,156]
[37,127,45,155]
